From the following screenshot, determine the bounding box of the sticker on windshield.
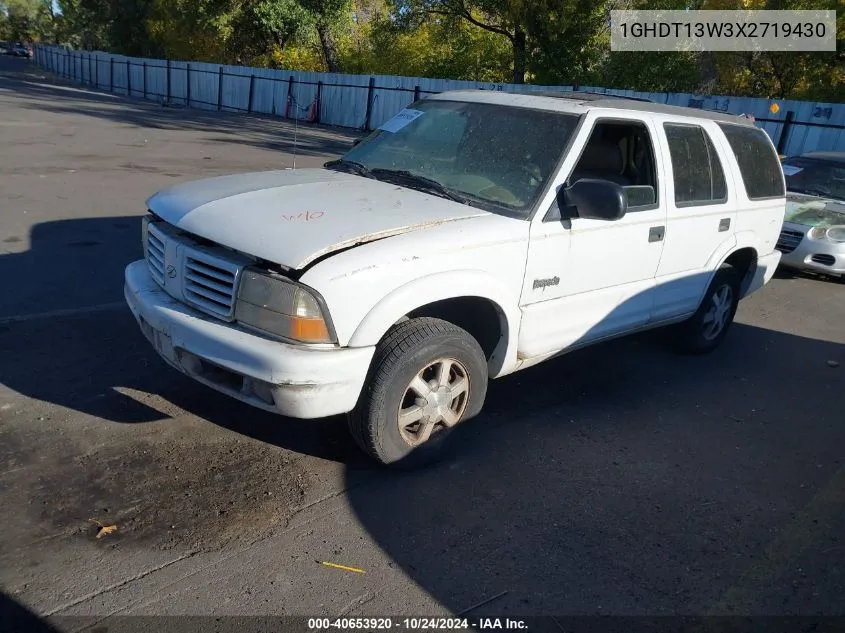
[782,165,803,176]
[378,109,424,133]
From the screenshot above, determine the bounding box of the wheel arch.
[701,232,762,301]
[723,246,759,296]
[347,271,521,378]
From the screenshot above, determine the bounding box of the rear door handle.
[719,218,731,232]
[648,226,665,243]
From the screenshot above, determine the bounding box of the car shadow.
[0,56,360,159]
[774,265,842,285]
[3,213,845,615]
[0,592,61,633]
[344,323,845,615]
[0,214,369,460]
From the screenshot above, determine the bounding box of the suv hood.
[147,168,488,269]
[785,191,845,229]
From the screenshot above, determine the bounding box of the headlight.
[141,215,150,259]
[809,225,845,243]
[235,270,334,344]
[827,226,845,243]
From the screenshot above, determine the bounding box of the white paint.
[126,93,786,420]
[519,111,667,357]
[651,116,739,321]
[124,262,375,419]
[146,169,487,270]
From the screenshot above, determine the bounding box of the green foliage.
[1,0,56,42]
[228,0,313,64]
[339,2,511,80]
[42,0,843,102]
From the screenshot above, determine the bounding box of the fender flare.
[347,270,521,377]
[701,231,762,301]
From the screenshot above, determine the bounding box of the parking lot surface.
[1,55,844,625]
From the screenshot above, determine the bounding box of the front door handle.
[648,226,665,243]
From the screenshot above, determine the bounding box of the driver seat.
[570,140,632,186]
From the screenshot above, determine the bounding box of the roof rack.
[529,90,654,103]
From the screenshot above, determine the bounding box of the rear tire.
[671,264,741,355]
[348,317,488,467]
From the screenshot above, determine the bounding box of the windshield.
[335,100,580,217]
[781,156,845,202]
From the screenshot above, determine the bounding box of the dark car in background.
[776,152,845,281]
[10,43,33,58]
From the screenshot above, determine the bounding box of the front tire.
[671,264,741,355]
[348,317,488,466]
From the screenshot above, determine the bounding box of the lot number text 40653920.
[307,617,529,630]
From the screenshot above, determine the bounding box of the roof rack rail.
[528,90,654,103]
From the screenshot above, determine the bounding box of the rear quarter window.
[717,123,785,200]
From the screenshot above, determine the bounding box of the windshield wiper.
[370,169,471,205]
[324,159,374,179]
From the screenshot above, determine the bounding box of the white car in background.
[776,152,845,281]
[125,91,785,466]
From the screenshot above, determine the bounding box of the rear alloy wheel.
[672,264,741,355]
[701,284,735,342]
[348,317,488,466]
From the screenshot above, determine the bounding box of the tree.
[393,0,534,83]
[301,0,351,72]
[1,0,56,42]
[147,0,233,62]
[526,0,611,85]
[228,0,313,66]
[338,0,511,80]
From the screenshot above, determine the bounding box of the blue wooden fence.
[34,44,845,156]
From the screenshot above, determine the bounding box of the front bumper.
[779,243,845,277]
[776,222,845,277]
[124,260,375,419]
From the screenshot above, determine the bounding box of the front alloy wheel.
[398,358,470,447]
[348,317,488,466]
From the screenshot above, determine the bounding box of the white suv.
[124,91,785,465]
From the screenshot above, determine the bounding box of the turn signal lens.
[235,270,333,344]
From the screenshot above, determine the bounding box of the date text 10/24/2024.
[308,618,529,630]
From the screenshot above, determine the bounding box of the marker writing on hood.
[283,211,326,222]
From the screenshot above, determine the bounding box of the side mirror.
[556,178,627,221]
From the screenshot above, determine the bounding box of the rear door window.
[664,123,727,206]
[717,123,785,199]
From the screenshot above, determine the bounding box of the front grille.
[776,228,804,254]
[145,220,244,321]
[811,253,836,266]
[146,227,166,286]
[183,254,239,318]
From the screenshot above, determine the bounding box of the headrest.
[576,140,623,174]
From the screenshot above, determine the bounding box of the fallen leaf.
[89,518,118,539]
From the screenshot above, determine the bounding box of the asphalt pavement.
[1,55,844,628]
